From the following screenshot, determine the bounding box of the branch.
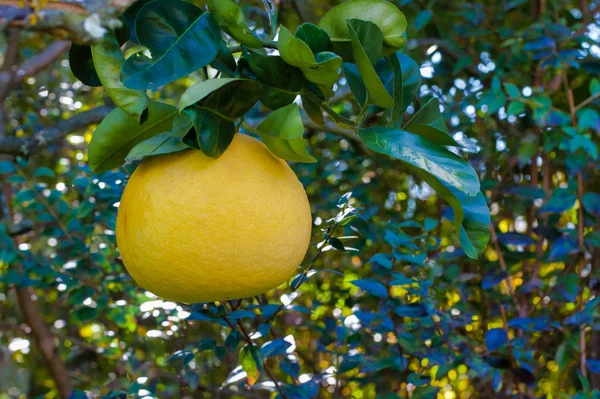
[0,0,136,42]
[0,106,112,156]
[302,117,370,154]
[16,287,73,398]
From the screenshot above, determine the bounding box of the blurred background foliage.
[1,0,600,398]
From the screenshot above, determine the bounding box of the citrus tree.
[0,0,599,398]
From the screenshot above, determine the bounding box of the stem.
[228,40,278,54]
[355,98,370,127]
[222,314,288,399]
[301,89,356,128]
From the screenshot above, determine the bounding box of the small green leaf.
[405,97,447,133]
[92,31,149,120]
[358,127,480,196]
[0,161,16,174]
[89,101,178,172]
[295,23,332,54]
[389,52,420,121]
[122,2,221,90]
[182,107,236,158]
[347,19,393,108]
[278,26,342,89]
[69,44,101,87]
[590,78,600,96]
[507,101,526,115]
[414,9,432,31]
[504,82,520,98]
[318,0,407,62]
[125,132,190,161]
[33,167,56,178]
[240,344,262,386]
[302,94,324,126]
[208,0,263,48]
[257,104,317,163]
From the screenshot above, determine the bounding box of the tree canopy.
[0,0,599,398]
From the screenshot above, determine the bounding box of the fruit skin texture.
[116,134,312,303]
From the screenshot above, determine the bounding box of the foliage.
[0,0,599,398]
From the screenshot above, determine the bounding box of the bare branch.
[0,106,112,156]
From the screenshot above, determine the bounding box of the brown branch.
[0,106,112,156]
[0,0,85,13]
[16,288,73,398]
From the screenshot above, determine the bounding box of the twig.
[222,314,289,399]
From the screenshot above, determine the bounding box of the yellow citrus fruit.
[116,134,312,303]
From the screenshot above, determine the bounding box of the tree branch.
[16,287,73,398]
[0,0,137,43]
[0,40,70,100]
[0,106,112,156]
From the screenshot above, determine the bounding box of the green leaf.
[577,108,600,133]
[389,52,420,121]
[89,101,178,172]
[0,161,16,174]
[318,0,407,62]
[404,124,460,147]
[33,167,56,178]
[278,26,342,89]
[208,0,263,48]
[262,0,277,40]
[122,2,221,90]
[125,132,190,161]
[295,23,332,54]
[302,95,324,126]
[507,101,526,116]
[347,19,393,108]
[257,104,316,163]
[211,39,238,76]
[411,166,490,258]
[590,78,600,96]
[504,82,520,98]
[179,78,260,119]
[69,44,101,87]
[240,344,262,386]
[343,63,367,107]
[405,97,447,133]
[91,31,149,120]
[414,9,432,31]
[358,127,480,196]
[239,51,304,109]
[182,107,236,158]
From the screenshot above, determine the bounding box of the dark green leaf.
[302,95,324,126]
[318,0,407,62]
[262,0,277,40]
[295,23,332,54]
[89,101,178,172]
[125,132,190,161]
[257,103,316,163]
[69,44,101,87]
[122,2,221,90]
[208,0,263,48]
[504,83,520,98]
[347,19,393,108]
[182,107,236,158]
[414,9,432,31]
[239,51,304,109]
[0,161,16,174]
[91,31,149,119]
[211,39,238,75]
[389,51,420,121]
[351,278,388,298]
[343,63,367,107]
[179,78,260,119]
[166,350,195,366]
[404,124,460,147]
